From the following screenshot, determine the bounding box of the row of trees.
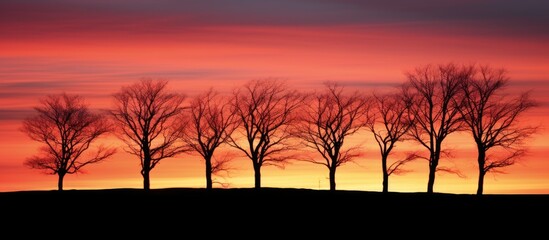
[21,63,537,195]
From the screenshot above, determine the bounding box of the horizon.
[1,0,548,194]
[2,186,548,195]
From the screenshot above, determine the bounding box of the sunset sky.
[1,0,548,194]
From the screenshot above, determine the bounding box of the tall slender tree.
[367,92,416,193]
[296,82,370,191]
[182,88,238,189]
[110,79,188,190]
[229,79,304,189]
[403,63,473,193]
[459,65,538,195]
[21,93,115,191]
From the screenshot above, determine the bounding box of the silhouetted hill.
[1,188,547,237]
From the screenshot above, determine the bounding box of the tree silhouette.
[21,93,115,191]
[229,79,304,189]
[181,88,238,190]
[110,79,188,190]
[296,82,370,191]
[459,66,538,195]
[367,92,417,193]
[403,63,472,193]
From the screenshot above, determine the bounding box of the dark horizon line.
[1,186,547,196]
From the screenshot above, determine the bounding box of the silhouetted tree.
[459,66,538,195]
[296,82,370,191]
[367,92,417,193]
[21,93,115,191]
[229,79,304,189]
[181,88,238,189]
[403,63,473,193]
[110,79,188,190]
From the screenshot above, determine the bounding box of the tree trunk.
[476,147,486,196]
[143,148,151,190]
[381,154,389,193]
[477,171,486,196]
[427,143,441,194]
[57,172,65,191]
[427,165,436,194]
[205,156,213,190]
[329,166,336,191]
[253,162,261,189]
[427,153,438,194]
[143,169,150,190]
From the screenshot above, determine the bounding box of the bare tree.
[181,88,238,190]
[21,93,115,191]
[110,79,188,190]
[459,65,538,195]
[296,82,370,191]
[367,92,417,193]
[403,63,473,193]
[229,79,304,189]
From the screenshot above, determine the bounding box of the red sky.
[1,0,548,193]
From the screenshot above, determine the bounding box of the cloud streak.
[0,109,35,121]
[1,0,548,41]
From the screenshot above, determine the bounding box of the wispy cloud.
[1,0,547,41]
[0,56,240,99]
[0,109,35,121]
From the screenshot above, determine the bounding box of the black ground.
[1,188,547,237]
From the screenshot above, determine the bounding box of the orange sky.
[1,0,548,194]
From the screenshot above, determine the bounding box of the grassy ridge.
[1,188,547,237]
